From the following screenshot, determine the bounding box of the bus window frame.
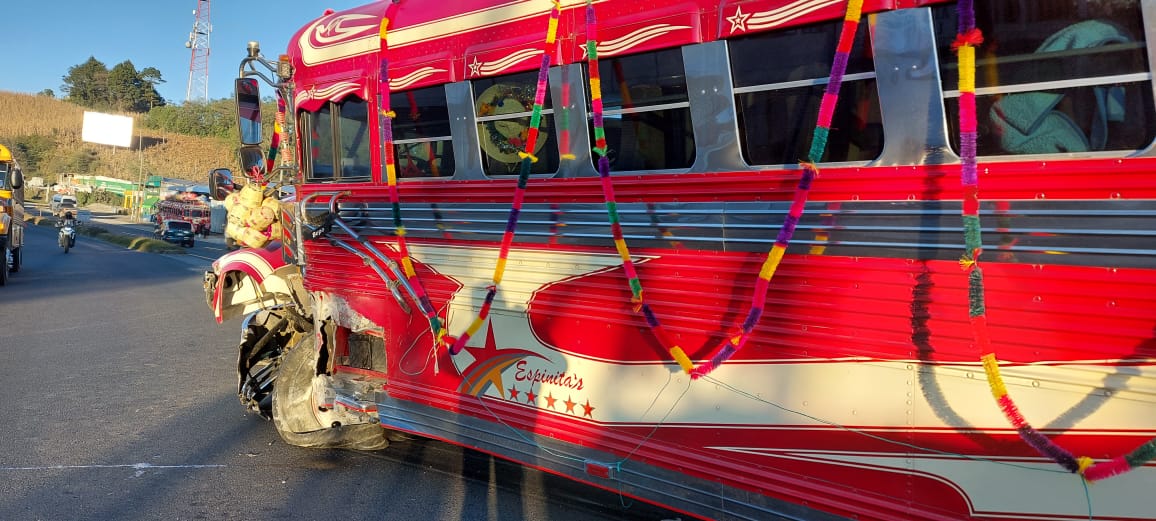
[931,0,1156,158]
[301,96,374,184]
[583,46,697,173]
[301,106,336,182]
[337,98,373,182]
[471,70,561,177]
[389,84,457,179]
[727,16,884,167]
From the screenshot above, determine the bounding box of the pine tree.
[62,57,110,109]
[108,60,142,112]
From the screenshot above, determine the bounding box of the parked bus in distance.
[203,1,1156,520]
[153,194,211,238]
[0,144,26,285]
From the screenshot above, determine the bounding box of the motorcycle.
[57,220,77,253]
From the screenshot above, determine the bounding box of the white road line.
[0,463,225,471]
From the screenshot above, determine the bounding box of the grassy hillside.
[0,91,237,186]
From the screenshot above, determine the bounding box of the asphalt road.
[0,222,690,521]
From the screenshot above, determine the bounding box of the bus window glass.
[391,86,456,178]
[587,48,695,171]
[303,107,336,181]
[337,98,372,181]
[933,0,1155,156]
[729,19,882,165]
[473,71,559,176]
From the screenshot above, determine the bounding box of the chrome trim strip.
[943,73,1153,98]
[732,71,878,94]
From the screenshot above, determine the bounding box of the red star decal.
[525,388,537,405]
[544,393,557,409]
[508,385,519,401]
[455,322,544,398]
[564,396,576,414]
[582,399,595,418]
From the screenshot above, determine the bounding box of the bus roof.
[286,0,943,109]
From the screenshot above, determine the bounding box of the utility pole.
[185,0,211,103]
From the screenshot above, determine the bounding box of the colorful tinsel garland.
[952,0,1156,482]
[378,8,446,345]
[583,0,694,373]
[687,0,865,379]
[448,0,562,356]
[581,0,862,378]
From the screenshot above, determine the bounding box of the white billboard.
[81,111,134,148]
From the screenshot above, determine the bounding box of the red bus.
[153,196,210,237]
[204,1,1156,520]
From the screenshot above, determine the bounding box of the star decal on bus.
[727,7,751,34]
[455,320,544,399]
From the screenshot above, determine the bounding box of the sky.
[0,0,366,104]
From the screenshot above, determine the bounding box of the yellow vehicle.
[0,144,26,285]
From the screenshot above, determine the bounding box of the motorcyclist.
[59,211,77,228]
[55,210,78,252]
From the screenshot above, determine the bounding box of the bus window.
[303,106,336,181]
[933,0,1155,156]
[391,86,456,178]
[337,98,372,181]
[473,71,560,176]
[301,97,372,182]
[587,47,695,172]
[729,19,882,165]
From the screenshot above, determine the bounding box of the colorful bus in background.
[202,1,1156,520]
[153,194,211,237]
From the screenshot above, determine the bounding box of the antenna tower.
[185,0,211,103]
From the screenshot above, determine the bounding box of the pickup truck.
[50,194,77,216]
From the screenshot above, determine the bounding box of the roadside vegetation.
[0,59,277,187]
[0,91,240,185]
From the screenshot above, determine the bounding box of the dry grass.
[0,90,237,184]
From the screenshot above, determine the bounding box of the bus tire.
[10,246,20,273]
[0,237,8,286]
[271,334,390,450]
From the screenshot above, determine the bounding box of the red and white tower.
[184,0,211,103]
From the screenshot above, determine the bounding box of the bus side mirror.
[209,168,236,201]
[8,168,23,190]
[236,77,262,146]
[237,145,265,180]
